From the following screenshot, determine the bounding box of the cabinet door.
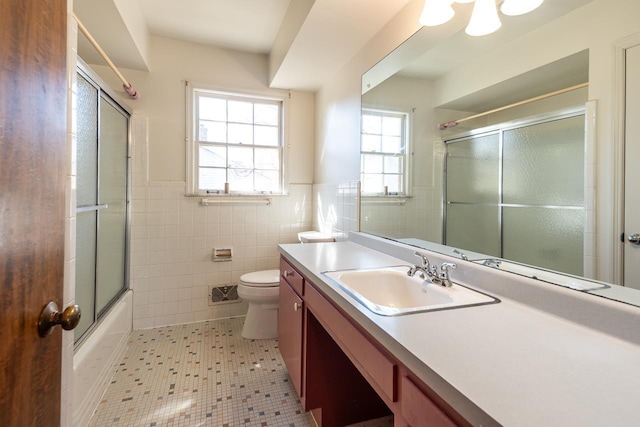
[401,376,457,427]
[278,279,304,397]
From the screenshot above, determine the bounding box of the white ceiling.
[137,0,292,54]
[75,0,414,91]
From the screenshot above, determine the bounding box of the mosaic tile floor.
[88,318,315,427]
[88,317,394,427]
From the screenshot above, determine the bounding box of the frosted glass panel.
[503,115,585,206]
[75,211,96,341]
[503,207,583,276]
[446,133,500,204]
[445,204,501,257]
[96,97,128,314]
[76,74,98,207]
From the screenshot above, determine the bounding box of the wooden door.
[625,44,640,289]
[0,1,68,425]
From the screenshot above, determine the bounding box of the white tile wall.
[359,186,443,241]
[313,181,359,240]
[130,120,313,329]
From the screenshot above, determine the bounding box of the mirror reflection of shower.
[444,109,587,277]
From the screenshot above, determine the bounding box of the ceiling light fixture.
[419,0,455,27]
[419,0,544,36]
[466,0,502,36]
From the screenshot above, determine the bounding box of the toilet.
[238,269,280,339]
[239,232,335,340]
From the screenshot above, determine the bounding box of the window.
[187,86,284,195]
[360,108,409,195]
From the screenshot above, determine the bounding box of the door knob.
[628,234,640,245]
[38,301,81,337]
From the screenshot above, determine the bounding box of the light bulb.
[501,0,544,16]
[465,0,501,36]
[420,0,455,27]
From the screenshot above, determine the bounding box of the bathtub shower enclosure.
[444,108,587,276]
[75,63,131,343]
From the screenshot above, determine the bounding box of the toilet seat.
[240,270,280,287]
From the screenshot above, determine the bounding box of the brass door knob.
[38,301,81,337]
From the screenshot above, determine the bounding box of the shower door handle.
[628,234,640,245]
[38,301,81,337]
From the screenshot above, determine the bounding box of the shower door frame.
[75,59,132,347]
[442,106,587,265]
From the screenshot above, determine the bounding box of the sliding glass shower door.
[445,111,585,276]
[75,69,130,343]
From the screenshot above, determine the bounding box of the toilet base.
[241,303,278,339]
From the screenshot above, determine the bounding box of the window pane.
[382,116,402,136]
[228,123,253,145]
[362,134,381,152]
[382,136,402,153]
[384,174,401,193]
[363,154,383,173]
[362,114,381,134]
[384,156,401,173]
[255,148,280,170]
[199,97,226,121]
[193,91,284,194]
[362,174,383,193]
[199,167,226,190]
[228,100,253,123]
[199,145,226,167]
[255,103,279,125]
[255,125,279,146]
[255,170,279,192]
[228,145,254,169]
[228,169,254,191]
[199,120,226,142]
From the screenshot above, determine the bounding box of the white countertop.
[279,240,640,427]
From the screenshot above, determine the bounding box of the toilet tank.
[297,231,335,243]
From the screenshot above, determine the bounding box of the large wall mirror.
[360,0,640,307]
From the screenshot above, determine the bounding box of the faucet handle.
[413,251,430,267]
[452,249,468,261]
[440,262,457,274]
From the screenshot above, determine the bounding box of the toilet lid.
[240,270,280,287]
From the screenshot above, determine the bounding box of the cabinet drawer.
[401,376,457,427]
[280,257,304,296]
[306,284,396,404]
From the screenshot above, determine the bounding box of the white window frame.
[186,82,289,196]
[360,107,412,196]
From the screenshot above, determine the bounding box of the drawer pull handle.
[293,302,301,312]
[283,270,292,278]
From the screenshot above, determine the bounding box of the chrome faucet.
[431,262,457,287]
[407,251,436,279]
[408,252,456,287]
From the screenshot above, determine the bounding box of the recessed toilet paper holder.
[212,248,233,262]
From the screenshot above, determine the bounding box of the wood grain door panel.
[0,0,68,425]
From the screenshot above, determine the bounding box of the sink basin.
[322,266,499,316]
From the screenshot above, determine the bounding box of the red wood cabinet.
[279,255,464,427]
[278,259,304,397]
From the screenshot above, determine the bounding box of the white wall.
[87,36,315,328]
[315,0,640,284]
[92,35,314,183]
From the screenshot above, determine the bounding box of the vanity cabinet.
[278,258,305,398]
[279,255,465,427]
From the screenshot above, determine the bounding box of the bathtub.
[72,290,132,427]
